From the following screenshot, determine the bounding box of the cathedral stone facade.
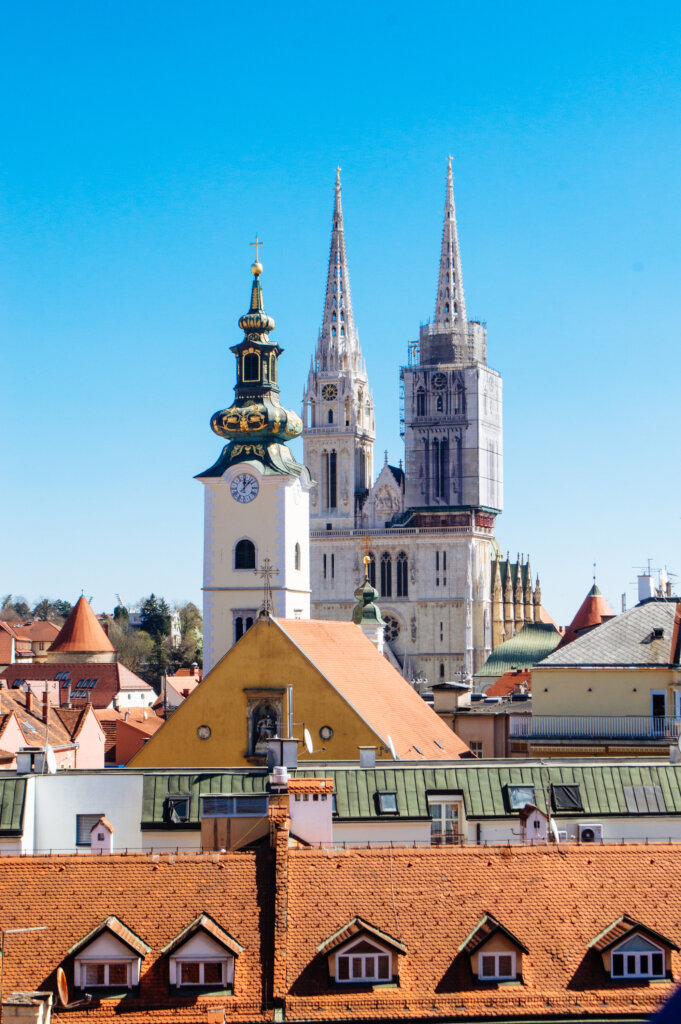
[303,162,541,682]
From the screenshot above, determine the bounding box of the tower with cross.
[196,246,312,673]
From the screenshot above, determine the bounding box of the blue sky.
[2,0,680,625]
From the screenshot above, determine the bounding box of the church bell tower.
[197,247,312,674]
[303,169,375,529]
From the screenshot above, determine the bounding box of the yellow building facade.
[131,615,469,768]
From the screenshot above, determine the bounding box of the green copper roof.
[0,777,26,835]
[476,622,562,677]
[138,763,681,826]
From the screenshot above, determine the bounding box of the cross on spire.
[254,557,280,616]
[250,234,263,262]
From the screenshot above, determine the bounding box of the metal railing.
[310,526,494,538]
[509,715,681,740]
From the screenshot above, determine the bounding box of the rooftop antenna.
[254,557,280,617]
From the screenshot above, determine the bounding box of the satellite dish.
[303,728,313,755]
[386,734,397,760]
[56,967,69,1007]
[45,745,57,775]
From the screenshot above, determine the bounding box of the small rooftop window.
[505,785,535,811]
[200,795,268,818]
[164,794,191,824]
[377,792,398,814]
[551,784,583,812]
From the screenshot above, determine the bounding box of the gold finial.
[250,234,263,276]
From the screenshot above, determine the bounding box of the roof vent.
[652,627,665,639]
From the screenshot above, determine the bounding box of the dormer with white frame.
[459,913,529,983]
[161,914,244,992]
[589,915,678,982]
[317,916,406,985]
[69,917,150,991]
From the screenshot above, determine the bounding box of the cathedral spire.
[317,167,359,368]
[434,156,467,328]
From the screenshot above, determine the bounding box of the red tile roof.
[0,662,152,709]
[275,619,470,759]
[485,668,532,697]
[0,853,270,1023]
[0,845,679,1022]
[559,583,616,648]
[49,597,115,654]
[0,690,73,748]
[13,621,61,643]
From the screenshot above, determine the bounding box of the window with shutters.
[76,813,105,846]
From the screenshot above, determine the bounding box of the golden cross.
[250,234,263,262]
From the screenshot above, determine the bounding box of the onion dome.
[352,557,385,626]
[197,254,307,479]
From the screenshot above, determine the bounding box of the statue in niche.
[251,701,279,755]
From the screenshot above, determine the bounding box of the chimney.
[67,682,72,709]
[25,689,33,714]
[638,574,655,603]
[358,746,377,768]
[182,688,190,698]
[42,689,49,723]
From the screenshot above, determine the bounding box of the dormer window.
[377,792,398,814]
[162,914,243,993]
[70,917,150,992]
[479,951,516,981]
[611,936,664,979]
[337,938,391,982]
[459,913,528,984]
[589,915,677,981]
[317,917,406,985]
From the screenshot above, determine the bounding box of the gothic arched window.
[380,552,392,598]
[367,552,376,589]
[322,450,337,509]
[396,551,408,597]
[436,394,443,412]
[340,327,345,337]
[432,438,441,498]
[328,409,334,424]
[242,351,260,382]
[416,388,426,416]
[332,327,337,337]
[295,543,301,571]
[439,663,445,680]
[235,539,256,570]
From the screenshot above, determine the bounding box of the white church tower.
[197,250,312,674]
[303,169,375,530]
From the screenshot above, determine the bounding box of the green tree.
[52,599,73,620]
[139,594,171,639]
[32,598,51,621]
[108,621,153,676]
[148,633,170,687]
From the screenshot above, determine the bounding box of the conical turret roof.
[48,596,115,654]
[559,583,615,648]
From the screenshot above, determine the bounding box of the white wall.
[32,773,144,853]
[332,821,431,845]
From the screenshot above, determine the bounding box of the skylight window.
[377,792,398,814]
[551,784,583,812]
[506,785,535,811]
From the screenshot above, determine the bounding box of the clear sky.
[2,0,680,626]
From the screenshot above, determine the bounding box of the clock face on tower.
[321,383,338,400]
[432,372,447,390]
[230,473,259,503]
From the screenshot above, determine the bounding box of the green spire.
[352,556,385,626]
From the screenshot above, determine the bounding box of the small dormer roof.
[458,913,529,956]
[160,913,244,957]
[518,803,547,822]
[89,816,114,834]
[588,915,679,953]
[68,916,151,957]
[317,916,406,956]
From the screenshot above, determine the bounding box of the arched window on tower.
[439,663,445,680]
[454,382,464,414]
[380,552,393,598]
[242,352,260,382]
[432,438,441,498]
[340,327,345,337]
[396,551,408,597]
[328,409,334,424]
[436,394,443,412]
[235,539,256,570]
[367,551,376,589]
[416,388,426,416]
[340,310,344,321]
[295,543,301,571]
[440,438,449,500]
[322,450,337,509]
[332,327,337,337]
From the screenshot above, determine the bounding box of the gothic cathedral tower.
[303,170,375,530]
[401,158,503,514]
[197,252,312,674]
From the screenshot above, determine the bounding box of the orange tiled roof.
[0,690,73,748]
[0,662,152,708]
[287,778,334,795]
[559,583,616,648]
[485,669,532,697]
[275,619,470,759]
[14,621,61,643]
[48,597,115,654]
[459,913,529,955]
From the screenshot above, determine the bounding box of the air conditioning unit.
[556,830,568,843]
[579,823,603,843]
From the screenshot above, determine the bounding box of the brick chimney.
[42,689,49,723]
[25,689,33,714]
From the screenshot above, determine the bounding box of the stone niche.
[246,689,284,758]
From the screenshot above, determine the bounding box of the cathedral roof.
[275,618,470,760]
[558,582,616,648]
[48,596,115,655]
[476,622,562,678]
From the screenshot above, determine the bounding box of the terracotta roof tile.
[275,619,470,759]
[48,597,115,654]
[0,662,151,708]
[287,778,333,795]
[13,621,61,643]
[559,583,616,648]
[485,669,532,697]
